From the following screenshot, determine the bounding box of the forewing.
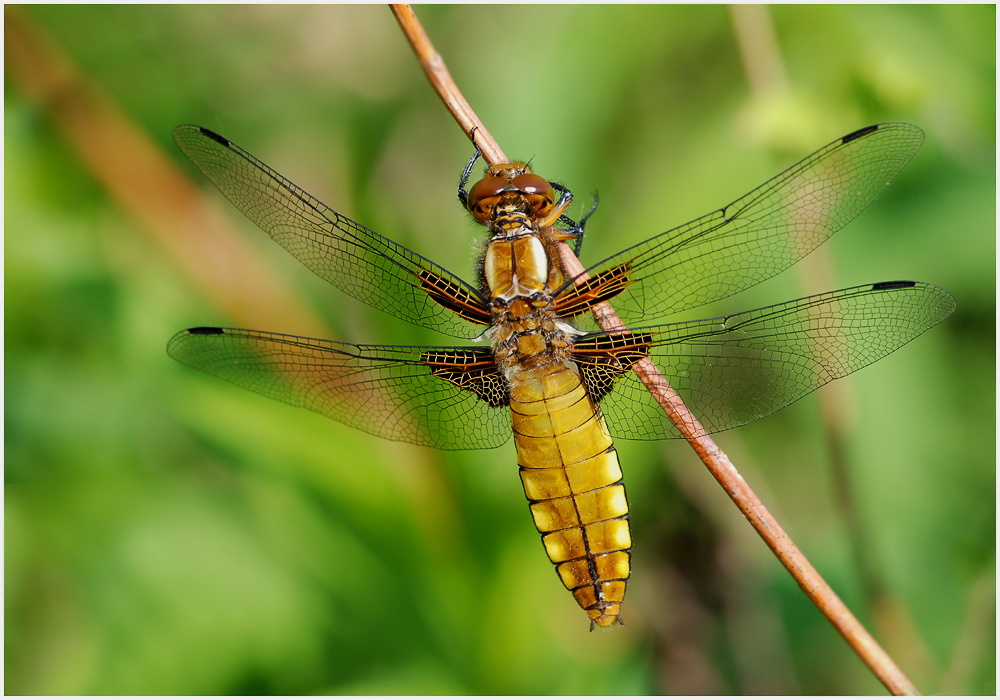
[173,125,490,339]
[565,123,925,328]
[597,281,955,440]
[167,328,510,450]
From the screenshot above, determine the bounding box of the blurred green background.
[5,5,994,695]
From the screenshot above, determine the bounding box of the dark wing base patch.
[419,269,492,326]
[554,262,633,319]
[421,348,509,407]
[571,332,652,403]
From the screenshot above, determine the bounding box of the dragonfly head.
[466,162,556,224]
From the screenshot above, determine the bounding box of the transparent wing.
[174,125,490,339]
[167,328,510,450]
[596,281,955,440]
[566,123,925,328]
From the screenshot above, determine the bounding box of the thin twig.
[389,4,507,166]
[391,4,919,696]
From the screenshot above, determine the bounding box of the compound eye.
[467,175,507,220]
[512,173,555,216]
[512,173,554,200]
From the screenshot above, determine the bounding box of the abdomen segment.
[509,364,631,627]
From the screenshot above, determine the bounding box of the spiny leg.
[552,182,599,256]
[457,132,483,208]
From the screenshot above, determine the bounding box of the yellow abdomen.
[509,363,631,627]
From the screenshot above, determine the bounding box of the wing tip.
[841,124,881,144]
[840,122,924,146]
[870,280,916,291]
[196,126,231,147]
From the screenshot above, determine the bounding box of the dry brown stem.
[391,4,919,695]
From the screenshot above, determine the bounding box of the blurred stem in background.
[729,2,937,682]
[4,5,327,337]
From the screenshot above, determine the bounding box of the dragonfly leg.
[552,183,599,256]
[457,135,483,208]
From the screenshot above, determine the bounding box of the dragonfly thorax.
[484,231,576,377]
[489,296,573,378]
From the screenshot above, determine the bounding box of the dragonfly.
[168,122,954,628]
